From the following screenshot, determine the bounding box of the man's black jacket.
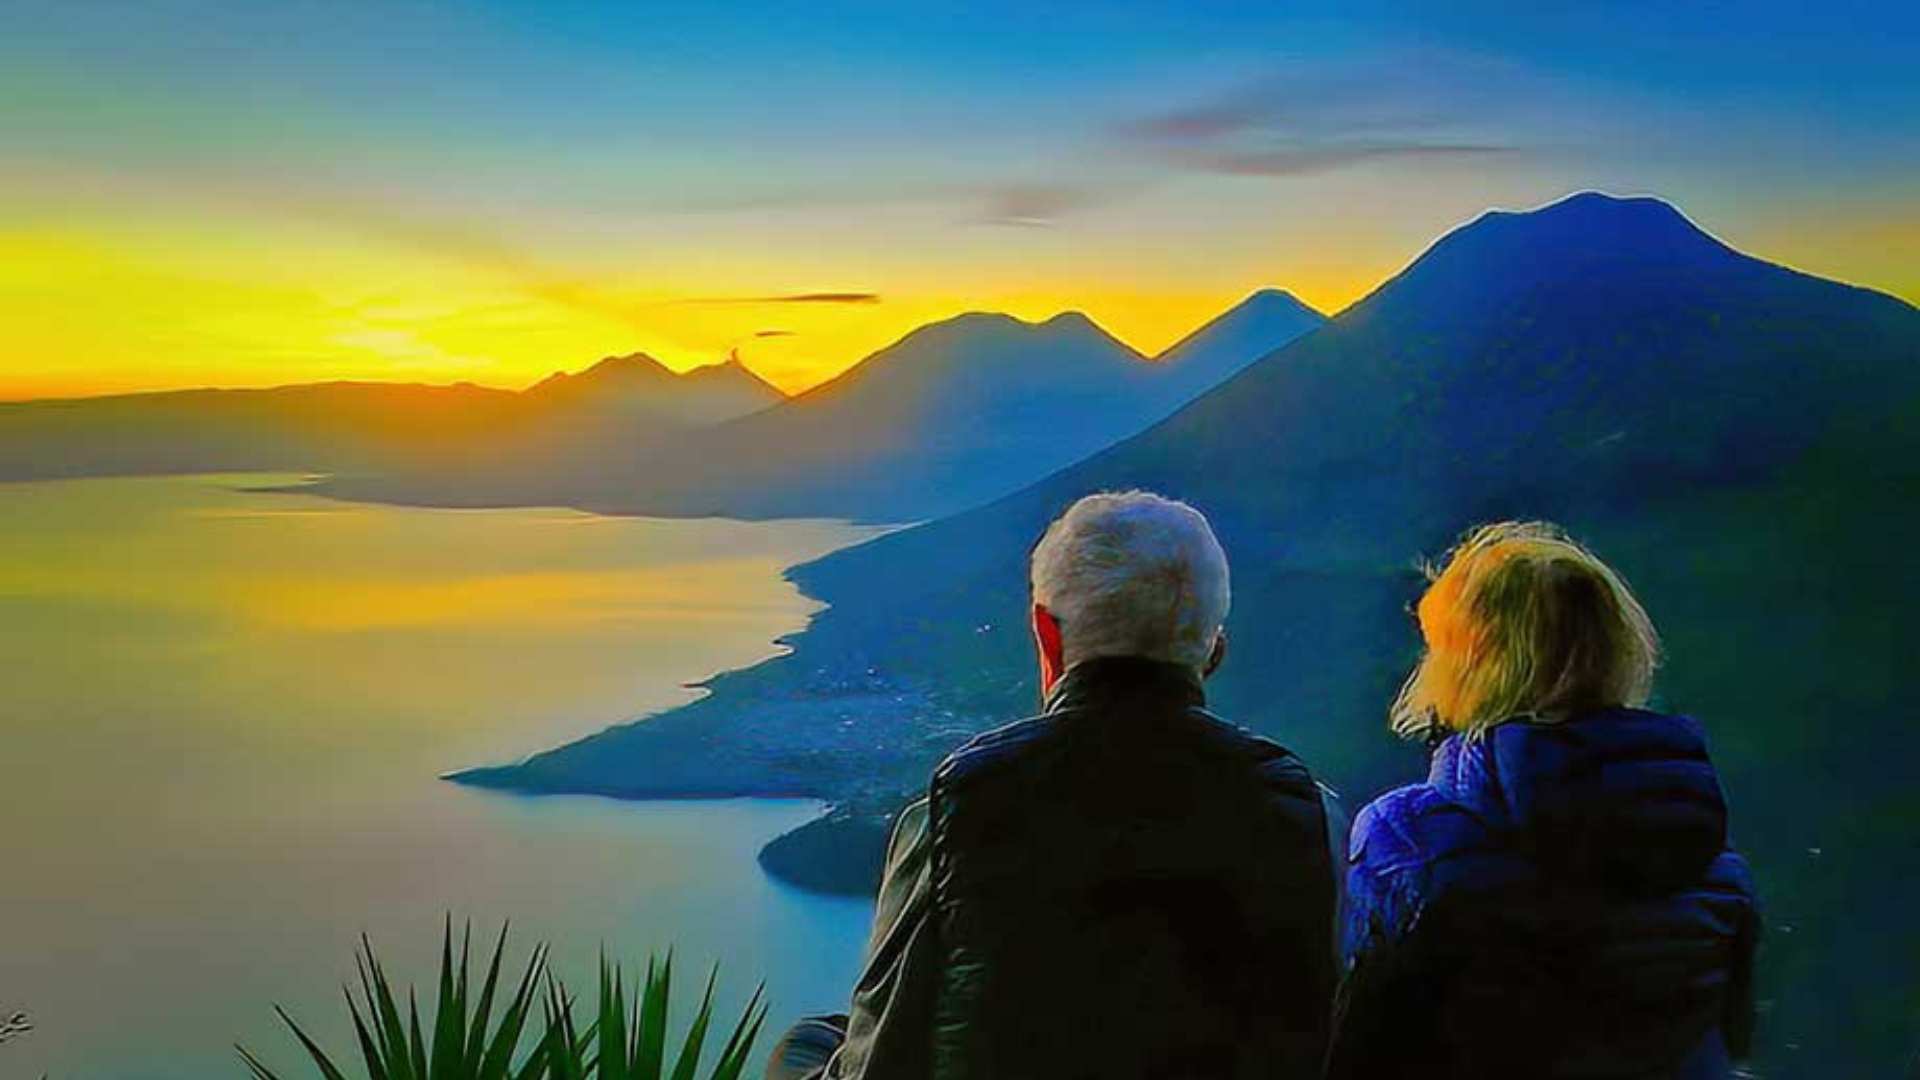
[820,656,1339,1080]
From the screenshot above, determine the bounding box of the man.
[768,491,1341,1080]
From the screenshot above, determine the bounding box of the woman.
[1330,521,1759,1079]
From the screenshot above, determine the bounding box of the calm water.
[0,475,885,1078]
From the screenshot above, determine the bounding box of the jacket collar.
[1043,655,1207,715]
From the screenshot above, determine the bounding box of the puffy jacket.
[1330,708,1760,1080]
[922,655,1338,1080]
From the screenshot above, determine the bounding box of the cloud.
[753,329,797,338]
[1113,51,1530,180]
[767,292,878,304]
[664,177,1117,230]
[683,292,879,305]
[1184,143,1515,177]
[970,183,1109,228]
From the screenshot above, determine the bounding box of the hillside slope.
[458,193,1920,1075]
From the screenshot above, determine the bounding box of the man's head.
[1028,491,1230,693]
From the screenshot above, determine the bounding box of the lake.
[0,474,886,1078]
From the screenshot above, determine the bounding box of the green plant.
[237,921,765,1080]
[537,954,765,1080]
[239,921,552,1080]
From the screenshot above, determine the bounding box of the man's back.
[925,657,1337,1080]
[769,493,1334,1080]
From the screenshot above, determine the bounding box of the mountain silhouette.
[459,192,1920,1075]
[524,351,781,426]
[571,299,1323,521]
[28,298,1319,514]
[0,353,782,484]
[1147,287,1325,400]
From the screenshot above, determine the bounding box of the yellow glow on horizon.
[0,213,1385,401]
[5,197,1912,403]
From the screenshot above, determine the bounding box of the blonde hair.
[1390,521,1659,739]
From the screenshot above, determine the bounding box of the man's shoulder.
[933,705,1322,799]
[931,712,1059,788]
[1192,707,1320,789]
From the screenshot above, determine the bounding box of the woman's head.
[1391,521,1659,739]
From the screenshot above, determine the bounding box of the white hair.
[1029,490,1230,670]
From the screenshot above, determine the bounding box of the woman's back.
[1334,709,1759,1079]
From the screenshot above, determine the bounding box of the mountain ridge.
[0,352,785,482]
[549,298,1324,521]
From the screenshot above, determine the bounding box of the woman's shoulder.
[1350,780,1489,875]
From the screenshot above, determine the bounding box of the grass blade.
[708,984,767,1080]
[598,952,627,1080]
[345,988,392,1080]
[237,1042,286,1080]
[478,943,547,1080]
[362,939,416,1080]
[465,922,511,1070]
[267,1004,354,1080]
[407,989,429,1080]
[430,917,465,1075]
[634,953,670,1079]
[666,965,719,1080]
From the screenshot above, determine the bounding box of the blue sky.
[3,0,1915,395]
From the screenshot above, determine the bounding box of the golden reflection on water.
[0,474,884,1079]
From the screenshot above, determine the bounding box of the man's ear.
[1032,602,1066,694]
[1203,629,1228,679]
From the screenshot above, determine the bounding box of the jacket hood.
[1428,708,1731,893]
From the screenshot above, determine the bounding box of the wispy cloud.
[1113,51,1530,180]
[682,292,879,305]
[664,177,1116,230]
[1181,143,1514,177]
[970,183,1110,228]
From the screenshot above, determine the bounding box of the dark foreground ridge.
[450,192,1920,1075]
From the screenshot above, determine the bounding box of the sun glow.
[0,207,1387,401]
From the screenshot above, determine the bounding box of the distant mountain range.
[523,352,783,427]
[454,193,1920,1076]
[3,291,1325,522]
[0,352,782,483]
[316,292,1323,519]
[546,291,1325,520]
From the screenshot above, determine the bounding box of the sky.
[3,0,1916,399]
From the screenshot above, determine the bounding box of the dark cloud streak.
[682,292,879,305]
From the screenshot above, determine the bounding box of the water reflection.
[0,475,883,1077]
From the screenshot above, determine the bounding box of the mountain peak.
[580,352,673,379]
[531,352,672,394]
[1486,190,1701,235]
[1154,287,1327,370]
[1445,190,1727,262]
[1041,310,1099,332]
[683,352,787,397]
[1359,191,1742,318]
[1233,288,1324,321]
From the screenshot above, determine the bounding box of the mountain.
[0,353,782,485]
[1147,287,1325,399]
[523,352,781,426]
[567,299,1325,521]
[455,193,1920,1075]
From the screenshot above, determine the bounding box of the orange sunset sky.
[4,2,1915,400]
